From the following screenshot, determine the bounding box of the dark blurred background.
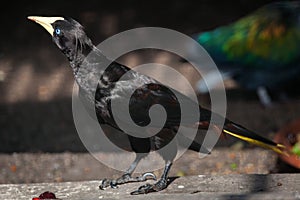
[1,0,300,183]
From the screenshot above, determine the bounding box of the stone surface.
[0,174,299,200]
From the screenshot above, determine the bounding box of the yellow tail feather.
[223,129,287,155]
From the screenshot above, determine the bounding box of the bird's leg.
[131,160,172,195]
[257,86,273,107]
[99,153,156,190]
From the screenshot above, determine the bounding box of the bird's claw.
[99,172,156,190]
[131,183,154,195]
[140,172,156,181]
[99,178,118,190]
[130,179,167,195]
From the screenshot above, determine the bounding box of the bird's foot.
[130,178,167,195]
[99,172,156,190]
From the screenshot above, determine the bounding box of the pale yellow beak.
[28,16,64,36]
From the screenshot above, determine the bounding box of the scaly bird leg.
[131,160,172,195]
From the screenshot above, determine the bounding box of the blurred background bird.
[189,1,300,107]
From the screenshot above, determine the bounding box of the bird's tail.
[222,120,286,155]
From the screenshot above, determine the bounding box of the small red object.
[32,191,57,200]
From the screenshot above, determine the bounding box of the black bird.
[28,16,285,195]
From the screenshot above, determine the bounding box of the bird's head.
[28,16,93,60]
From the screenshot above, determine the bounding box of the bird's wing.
[196,1,300,71]
[109,73,212,129]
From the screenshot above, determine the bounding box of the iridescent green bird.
[194,1,300,106]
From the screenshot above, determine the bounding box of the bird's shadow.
[167,176,180,186]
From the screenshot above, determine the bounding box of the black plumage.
[28,16,285,194]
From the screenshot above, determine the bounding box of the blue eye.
[55,28,61,35]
